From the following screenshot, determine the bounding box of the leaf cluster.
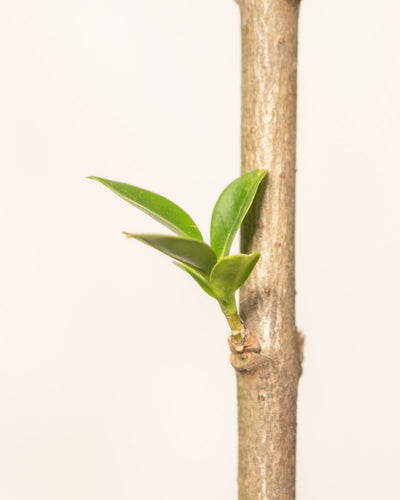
[88,170,267,332]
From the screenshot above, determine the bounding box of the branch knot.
[228,330,265,373]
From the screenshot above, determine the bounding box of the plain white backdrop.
[1,1,399,498]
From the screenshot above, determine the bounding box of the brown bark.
[231,1,302,499]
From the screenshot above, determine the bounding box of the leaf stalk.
[219,297,244,338]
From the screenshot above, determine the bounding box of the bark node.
[235,0,302,499]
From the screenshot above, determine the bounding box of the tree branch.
[234,0,302,498]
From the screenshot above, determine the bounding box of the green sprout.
[88,170,267,338]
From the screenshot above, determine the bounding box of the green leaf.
[210,252,260,302]
[123,234,217,274]
[210,170,267,259]
[173,262,216,298]
[88,177,203,241]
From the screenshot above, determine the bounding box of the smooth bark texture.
[232,1,302,499]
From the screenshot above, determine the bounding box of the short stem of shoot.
[219,297,244,340]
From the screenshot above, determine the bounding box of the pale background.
[1,1,399,499]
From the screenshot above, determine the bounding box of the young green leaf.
[88,177,203,241]
[123,233,217,274]
[210,170,267,259]
[210,252,260,302]
[173,262,216,298]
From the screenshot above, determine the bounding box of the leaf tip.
[257,169,268,181]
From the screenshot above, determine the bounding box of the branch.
[235,0,302,498]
